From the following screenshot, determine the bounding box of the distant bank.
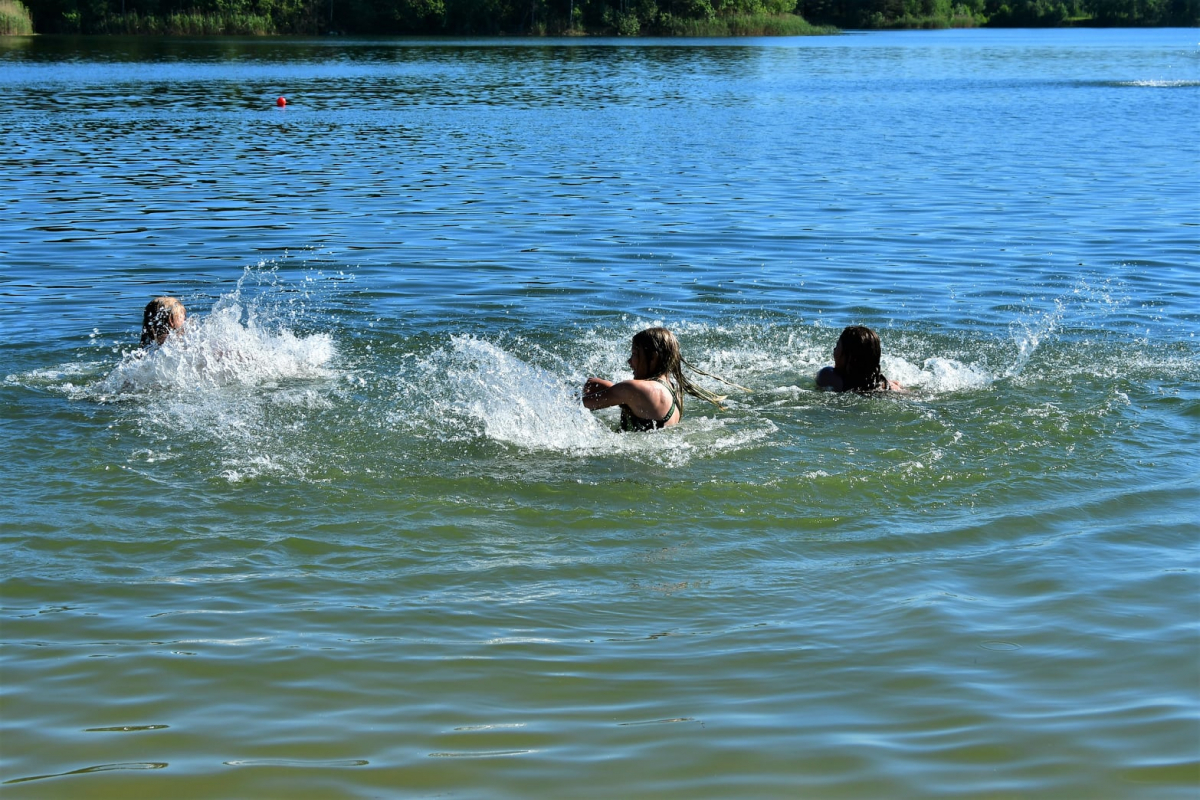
[3,0,1195,37]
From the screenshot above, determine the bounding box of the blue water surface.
[1,28,1198,798]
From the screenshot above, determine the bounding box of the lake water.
[1,28,1197,797]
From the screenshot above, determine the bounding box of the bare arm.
[582,378,635,410]
[582,378,674,421]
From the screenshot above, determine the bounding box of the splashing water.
[93,304,335,400]
[390,334,775,465]
[32,263,345,483]
[8,268,1177,484]
[885,356,995,394]
[393,334,607,452]
[91,264,337,401]
[1006,298,1064,380]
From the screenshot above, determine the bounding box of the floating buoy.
[276,96,287,107]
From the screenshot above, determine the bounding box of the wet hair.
[141,297,185,346]
[835,325,890,392]
[630,327,748,411]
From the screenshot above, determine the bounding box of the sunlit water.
[1,29,1197,798]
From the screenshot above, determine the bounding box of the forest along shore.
[6,0,1196,38]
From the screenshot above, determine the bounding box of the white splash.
[33,262,350,484]
[391,334,772,462]
[93,293,335,400]
[440,335,609,452]
[1005,298,1065,379]
[1115,79,1200,88]
[887,356,994,394]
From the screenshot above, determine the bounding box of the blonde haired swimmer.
[582,327,749,432]
[141,297,187,347]
[816,325,902,393]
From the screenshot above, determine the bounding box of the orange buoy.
[276,96,287,107]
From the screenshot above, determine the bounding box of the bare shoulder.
[816,367,843,391]
[613,378,665,404]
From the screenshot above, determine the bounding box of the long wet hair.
[141,297,185,346]
[835,325,890,392]
[631,327,748,412]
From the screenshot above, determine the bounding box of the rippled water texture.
[1,29,1198,798]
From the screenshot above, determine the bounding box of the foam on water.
[8,263,345,483]
[390,333,776,465]
[1112,79,1200,88]
[888,356,995,393]
[89,265,338,401]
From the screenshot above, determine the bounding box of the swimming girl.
[816,325,902,393]
[582,327,745,431]
[141,297,187,347]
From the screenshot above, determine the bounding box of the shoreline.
[6,20,1197,38]
[7,24,1198,39]
[7,0,1195,38]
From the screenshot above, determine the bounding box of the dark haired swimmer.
[816,325,902,393]
[141,297,187,347]
[582,327,746,431]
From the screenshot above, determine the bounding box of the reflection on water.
[5,762,169,785]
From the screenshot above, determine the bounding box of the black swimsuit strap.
[619,378,680,432]
[654,378,679,423]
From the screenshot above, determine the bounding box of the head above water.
[627,326,745,411]
[629,327,681,380]
[834,325,888,392]
[141,297,186,346]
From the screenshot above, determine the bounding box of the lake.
[1,28,1197,798]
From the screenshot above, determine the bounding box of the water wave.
[1109,79,1200,88]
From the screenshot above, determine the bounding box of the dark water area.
[1,29,1198,798]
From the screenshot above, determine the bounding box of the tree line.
[802,0,1196,26]
[11,0,1198,36]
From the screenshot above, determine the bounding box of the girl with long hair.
[582,327,746,432]
[816,325,902,393]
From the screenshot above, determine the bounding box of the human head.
[834,325,884,391]
[141,297,186,346]
[629,327,681,380]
